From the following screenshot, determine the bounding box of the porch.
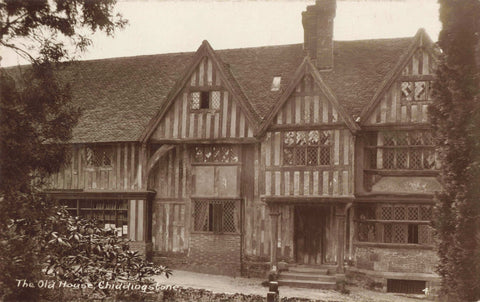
[263,200,352,275]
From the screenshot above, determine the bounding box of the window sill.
[364,169,438,177]
[354,242,434,250]
[191,162,241,166]
[84,166,113,172]
[355,219,431,224]
[265,166,334,171]
[189,109,219,113]
[191,231,240,236]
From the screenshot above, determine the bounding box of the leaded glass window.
[283,130,331,166]
[401,81,433,102]
[193,199,240,233]
[356,205,434,245]
[61,199,128,237]
[192,145,239,163]
[190,91,221,110]
[369,131,436,170]
[85,146,113,167]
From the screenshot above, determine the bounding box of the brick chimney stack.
[302,0,336,70]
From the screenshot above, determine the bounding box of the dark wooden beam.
[354,193,434,203]
[44,190,156,200]
[146,144,175,180]
[363,169,439,177]
[361,123,432,131]
[355,219,431,224]
[353,242,435,250]
[268,123,347,131]
[399,74,435,81]
[149,138,259,144]
[262,196,355,204]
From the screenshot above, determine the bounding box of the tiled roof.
[323,38,414,120]
[58,52,193,143]
[218,44,305,121]
[5,36,414,143]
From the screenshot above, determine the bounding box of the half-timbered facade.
[40,0,441,291]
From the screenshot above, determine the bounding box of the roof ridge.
[333,36,414,43]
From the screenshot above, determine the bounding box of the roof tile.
[6,37,414,143]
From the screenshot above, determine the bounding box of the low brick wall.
[152,252,188,269]
[350,244,440,293]
[354,245,438,274]
[242,255,271,278]
[188,233,241,276]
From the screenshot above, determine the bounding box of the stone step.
[279,271,336,282]
[278,279,337,290]
[287,266,329,275]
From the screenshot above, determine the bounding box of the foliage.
[0,63,80,302]
[0,1,169,302]
[1,198,171,301]
[0,63,79,194]
[0,0,127,63]
[429,0,480,300]
[44,208,170,300]
[44,209,171,283]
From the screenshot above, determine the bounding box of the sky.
[1,0,441,67]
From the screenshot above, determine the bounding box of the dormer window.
[190,91,221,111]
[271,76,281,91]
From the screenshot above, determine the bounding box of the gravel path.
[153,270,429,301]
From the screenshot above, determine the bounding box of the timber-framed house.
[44,0,441,292]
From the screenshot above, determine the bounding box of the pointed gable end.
[260,57,359,134]
[360,29,439,126]
[141,41,258,143]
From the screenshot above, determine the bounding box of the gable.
[19,36,416,143]
[151,55,255,140]
[362,30,438,125]
[262,58,359,134]
[272,74,344,126]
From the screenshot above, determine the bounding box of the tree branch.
[0,12,29,41]
[0,41,37,64]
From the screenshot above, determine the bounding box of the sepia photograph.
[1,0,479,301]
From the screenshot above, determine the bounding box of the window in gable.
[190,91,221,111]
[401,81,433,102]
[211,91,221,110]
[200,91,209,109]
[191,92,201,109]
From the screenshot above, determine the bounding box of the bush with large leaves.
[43,207,171,300]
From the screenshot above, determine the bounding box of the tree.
[0,61,80,301]
[429,0,480,300]
[0,1,167,301]
[1,0,127,64]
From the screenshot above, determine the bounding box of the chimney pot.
[302,0,336,70]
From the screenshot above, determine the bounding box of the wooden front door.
[294,206,326,265]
